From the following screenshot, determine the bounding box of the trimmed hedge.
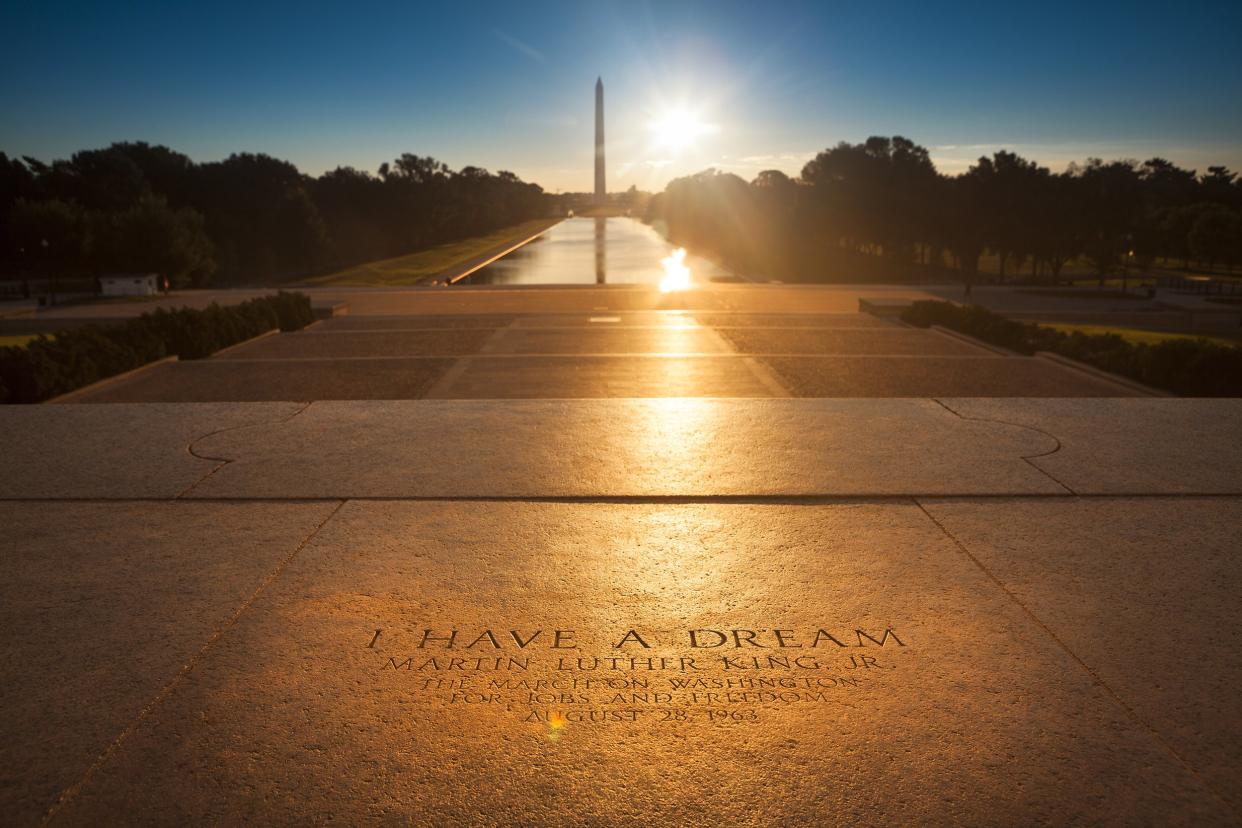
[901,300,1242,397]
[0,291,314,403]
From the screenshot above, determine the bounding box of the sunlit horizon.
[3,1,1240,193]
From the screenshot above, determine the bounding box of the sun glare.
[659,248,692,292]
[649,109,714,151]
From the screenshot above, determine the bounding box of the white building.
[100,273,160,297]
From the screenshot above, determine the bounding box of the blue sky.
[3,0,1240,192]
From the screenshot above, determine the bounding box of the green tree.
[1200,166,1238,205]
[53,147,148,210]
[1029,173,1083,283]
[1188,206,1242,270]
[971,151,1046,280]
[6,198,91,272]
[940,173,987,292]
[95,195,216,287]
[802,136,937,262]
[1074,159,1143,283]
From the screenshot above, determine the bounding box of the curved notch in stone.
[0,403,308,499]
[941,399,1242,494]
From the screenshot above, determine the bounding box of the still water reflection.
[460,217,733,286]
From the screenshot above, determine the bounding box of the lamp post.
[41,238,54,307]
[1121,232,1134,295]
[18,246,30,299]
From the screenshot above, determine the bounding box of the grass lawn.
[301,218,559,287]
[0,334,44,348]
[1044,323,1242,347]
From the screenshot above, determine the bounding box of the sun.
[649,109,714,151]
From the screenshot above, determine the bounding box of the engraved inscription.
[364,624,910,729]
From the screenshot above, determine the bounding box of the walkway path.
[65,285,1140,401]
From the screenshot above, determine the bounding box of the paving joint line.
[302,325,909,332]
[912,497,1237,820]
[472,321,513,356]
[7,493,1242,504]
[423,326,513,397]
[40,498,348,825]
[698,322,791,397]
[207,353,1030,361]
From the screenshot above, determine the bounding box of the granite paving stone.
[508,312,707,328]
[763,355,1145,397]
[8,400,1237,501]
[481,327,731,355]
[68,358,456,403]
[715,327,990,355]
[216,329,496,359]
[0,501,340,824]
[185,399,1061,498]
[313,315,516,331]
[46,502,1233,825]
[919,497,1242,814]
[692,312,896,328]
[0,402,303,498]
[424,355,776,398]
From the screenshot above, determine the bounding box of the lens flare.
[547,711,568,741]
[649,109,714,151]
[659,248,692,293]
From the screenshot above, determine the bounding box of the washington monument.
[594,76,605,205]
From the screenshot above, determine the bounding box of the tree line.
[646,136,1242,284]
[0,143,550,287]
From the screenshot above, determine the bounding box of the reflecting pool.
[459,217,734,286]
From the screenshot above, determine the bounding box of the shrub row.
[0,291,314,403]
[900,300,1242,397]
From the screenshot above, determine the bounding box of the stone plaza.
[2,281,1241,824]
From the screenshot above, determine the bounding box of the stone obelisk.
[594,77,605,206]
